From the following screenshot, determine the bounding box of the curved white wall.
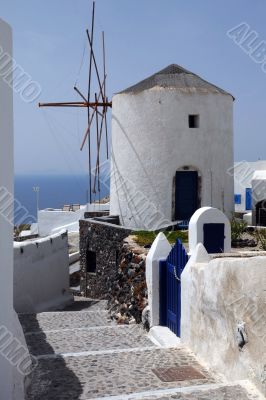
[14,231,73,313]
[110,88,234,229]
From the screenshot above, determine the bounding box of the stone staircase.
[19,298,264,400]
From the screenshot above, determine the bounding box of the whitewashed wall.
[181,251,266,396]
[110,88,234,229]
[0,18,25,400]
[38,203,109,237]
[14,231,73,313]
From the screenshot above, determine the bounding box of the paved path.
[19,298,263,400]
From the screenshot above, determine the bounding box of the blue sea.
[14,175,110,225]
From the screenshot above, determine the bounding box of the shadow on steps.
[19,314,83,400]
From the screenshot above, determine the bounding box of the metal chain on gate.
[173,266,181,282]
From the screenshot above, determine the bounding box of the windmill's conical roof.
[118,64,234,99]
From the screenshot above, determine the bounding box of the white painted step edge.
[91,380,265,400]
[148,326,181,348]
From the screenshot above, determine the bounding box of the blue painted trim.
[234,194,241,204]
[246,188,252,210]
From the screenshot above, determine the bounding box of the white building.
[0,18,25,399]
[110,64,234,230]
[37,202,109,237]
[234,160,266,226]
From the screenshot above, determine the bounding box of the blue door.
[160,240,188,337]
[175,171,198,220]
[203,223,225,253]
[246,188,252,210]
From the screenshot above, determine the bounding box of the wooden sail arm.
[74,86,104,118]
[38,0,110,207]
[80,76,107,151]
[74,86,88,102]
[86,29,105,102]
[80,107,97,151]
[38,101,112,108]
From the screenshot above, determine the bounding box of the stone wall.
[84,211,109,219]
[108,239,148,324]
[80,219,131,298]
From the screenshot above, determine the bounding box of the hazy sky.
[2,0,266,175]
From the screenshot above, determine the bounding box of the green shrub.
[231,218,247,241]
[132,230,188,246]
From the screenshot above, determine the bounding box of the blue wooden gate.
[159,239,188,337]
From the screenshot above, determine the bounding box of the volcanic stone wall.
[108,243,148,324]
[80,219,131,298]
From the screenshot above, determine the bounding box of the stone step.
[26,347,217,399]
[58,298,108,312]
[19,310,113,334]
[23,297,263,400]
[25,325,156,356]
[93,382,264,400]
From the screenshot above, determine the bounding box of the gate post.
[146,232,171,327]
[189,207,231,254]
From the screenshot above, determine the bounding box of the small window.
[234,194,241,204]
[86,250,96,273]
[188,114,199,128]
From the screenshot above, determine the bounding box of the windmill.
[39,1,111,204]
